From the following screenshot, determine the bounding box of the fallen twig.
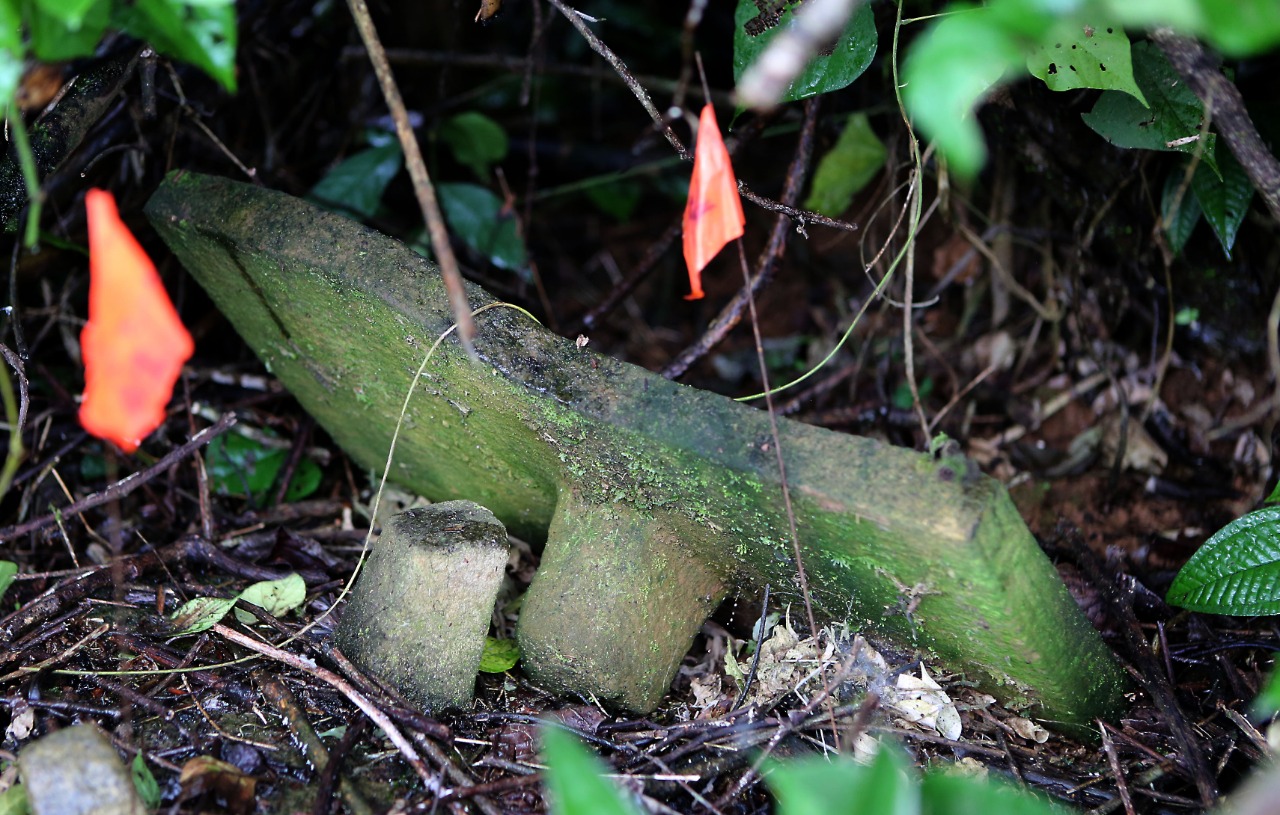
[0,410,236,541]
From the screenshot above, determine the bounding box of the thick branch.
[1151,28,1280,226]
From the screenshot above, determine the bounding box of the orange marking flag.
[80,189,194,452]
[682,104,745,300]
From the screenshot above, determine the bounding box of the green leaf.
[1027,21,1146,106]
[1167,506,1280,614]
[803,112,886,217]
[0,784,29,815]
[585,177,643,222]
[234,573,306,624]
[541,726,641,815]
[767,747,916,815]
[170,596,237,634]
[438,112,508,181]
[131,754,161,810]
[205,432,321,506]
[114,0,237,92]
[437,182,527,272]
[1252,668,1280,718]
[1196,0,1280,57]
[1160,163,1201,255]
[0,561,16,602]
[1081,42,1217,173]
[921,772,1064,815]
[1190,148,1253,259]
[733,0,877,105]
[1265,480,1280,506]
[309,143,403,220]
[902,8,1024,178]
[25,0,109,61]
[34,0,97,28]
[478,636,520,673]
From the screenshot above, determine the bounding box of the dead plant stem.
[345,0,476,357]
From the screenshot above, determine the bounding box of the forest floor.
[2,2,1279,813]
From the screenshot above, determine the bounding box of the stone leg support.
[336,501,510,711]
[518,487,727,711]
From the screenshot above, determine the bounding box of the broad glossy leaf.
[804,111,886,216]
[1160,165,1201,255]
[1190,148,1253,259]
[1167,506,1280,614]
[767,747,916,815]
[439,112,508,181]
[1027,21,1145,105]
[1252,669,1280,718]
[0,784,28,815]
[1081,42,1217,173]
[541,726,641,815]
[309,143,403,220]
[733,0,877,105]
[437,182,527,272]
[114,0,237,91]
[170,596,237,634]
[478,636,520,673]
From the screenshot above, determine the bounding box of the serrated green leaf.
[1167,506,1280,614]
[804,112,886,217]
[767,747,915,815]
[114,0,237,91]
[921,772,1064,815]
[733,0,877,105]
[439,112,508,181]
[541,726,641,815]
[437,182,527,272]
[478,636,520,673]
[1027,21,1146,106]
[0,561,16,603]
[131,754,161,810]
[1081,42,1217,173]
[1160,164,1201,255]
[902,9,1023,178]
[170,596,237,634]
[309,143,403,221]
[1190,148,1253,260]
[235,573,306,624]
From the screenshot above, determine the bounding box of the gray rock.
[18,724,144,815]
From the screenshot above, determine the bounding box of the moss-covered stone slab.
[145,171,1125,729]
[335,501,510,711]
